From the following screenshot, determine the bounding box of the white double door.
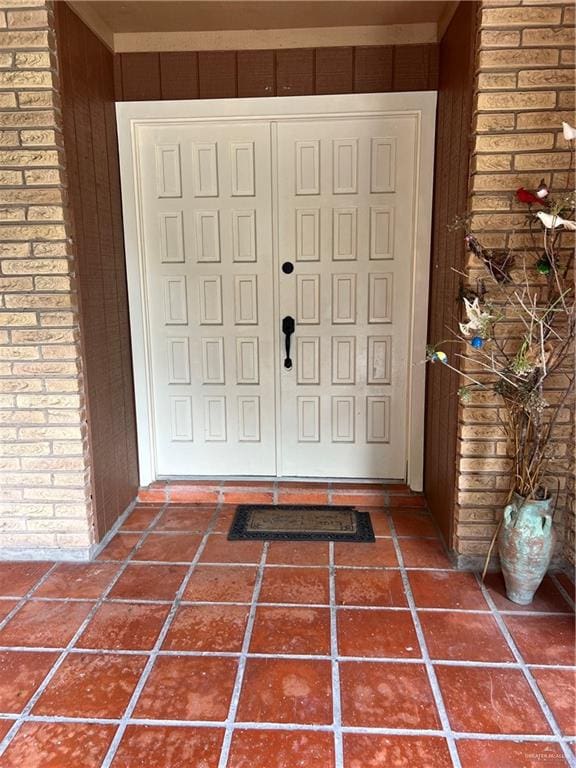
[136,107,421,479]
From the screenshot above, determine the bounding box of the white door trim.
[116,92,436,490]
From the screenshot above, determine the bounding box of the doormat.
[228,505,375,543]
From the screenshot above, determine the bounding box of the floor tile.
[222,491,274,504]
[457,739,570,768]
[398,539,451,568]
[108,563,188,602]
[391,511,439,537]
[0,722,115,768]
[419,611,514,662]
[121,507,161,531]
[250,606,331,655]
[0,563,52,598]
[333,493,387,507]
[0,720,13,741]
[33,653,146,718]
[153,505,216,532]
[212,508,236,534]
[236,658,332,724]
[338,609,420,658]
[0,600,17,623]
[96,533,141,561]
[366,509,391,537]
[110,725,224,768]
[227,729,335,768]
[335,569,406,607]
[133,656,237,721]
[0,651,58,713]
[162,604,249,652]
[340,661,440,729]
[388,493,427,509]
[200,536,263,564]
[34,563,120,599]
[131,533,202,563]
[554,572,575,602]
[259,567,329,604]
[0,601,93,648]
[276,491,328,504]
[408,570,489,610]
[485,573,573,614]
[334,539,397,567]
[504,614,576,665]
[266,541,330,566]
[436,665,551,734]
[183,565,257,603]
[343,734,452,768]
[532,668,576,736]
[76,603,170,651]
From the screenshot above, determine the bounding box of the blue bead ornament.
[471,336,484,349]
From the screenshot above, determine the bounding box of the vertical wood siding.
[55,3,139,541]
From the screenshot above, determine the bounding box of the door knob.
[282,315,295,369]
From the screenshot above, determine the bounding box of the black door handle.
[282,315,295,369]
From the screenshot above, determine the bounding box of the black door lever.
[282,315,295,369]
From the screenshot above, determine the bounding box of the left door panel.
[137,122,276,475]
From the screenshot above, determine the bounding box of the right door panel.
[277,116,418,478]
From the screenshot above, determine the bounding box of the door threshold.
[139,478,425,508]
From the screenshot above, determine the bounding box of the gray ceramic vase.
[498,493,555,605]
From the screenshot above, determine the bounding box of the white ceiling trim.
[113,23,438,52]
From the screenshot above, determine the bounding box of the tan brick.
[12,328,74,343]
[47,408,85,423]
[471,213,533,230]
[518,69,575,88]
[0,377,41,392]
[0,29,48,48]
[0,441,49,456]
[516,110,575,129]
[0,148,59,166]
[5,293,72,308]
[474,154,513,171]
[54,503,88,517]
[460,457,513,473]
[560,48,575,66]
[1,471,51,485]
[13,361,78,377]
[0,223,65,240]
[0,69,51,88]
[17,90,58,108]
[477,72,517,90]
[0,92,17,107]
[471,171,544,191]
[0,110,56,128]
[0,187,61,203]
[6,8,48,27]
[27,204,63,219]
[476,132,555,152]
[479,29,521,47]
[475,113,515,132]
[20,130,57,147]
[557,91,575,110]
[459,474,496,489]
[22,456,85,471]
[44,379,80,393]
[0,170,23,185]
[19,426,83,441]
[0,503,52,517]
[0,205,24,220]
[14,50,50,68]
[34,275,71,290]
[39,311,75,327]
[0,242,29,257]
[41,344,79,360]
[479,48,559,69]
[0,531,57,547]
[522,27,575,47]
[470,194,511,211]
[477,90,556,111]
[0,130,18,146]
[33,242,69,257]
[27,517,87,533]
[0,312,36,327]
[482,6,562,26]
[56,531,92,548]
[24,168,60,185]
[2,258,69,274]
[16,393,80,409]
[514,151,572,170]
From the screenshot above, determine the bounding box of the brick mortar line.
[0,502,169,759]
[98,501,225,768]
[474,573,574,763]
[387,513,463,768]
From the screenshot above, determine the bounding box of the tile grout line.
[473,573,574,762]
[329,540,344,768]
[0,561,60,633]
[217,541,270,768]
[98,502,224,768]
[387,513,463,768]
[0,503,170,760]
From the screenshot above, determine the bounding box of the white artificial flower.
[459,297,494,337]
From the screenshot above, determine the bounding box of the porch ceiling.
[68,0,458,52]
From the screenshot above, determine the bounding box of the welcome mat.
[228,505,375,543]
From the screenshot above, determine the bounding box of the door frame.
[117,92,436,489]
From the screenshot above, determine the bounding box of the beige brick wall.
[0,0,94,555]
[455,0,575,564]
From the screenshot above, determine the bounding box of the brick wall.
[0,0,95,556]
[455,0,575,565]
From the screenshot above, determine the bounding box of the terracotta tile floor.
[0,498,574,767]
